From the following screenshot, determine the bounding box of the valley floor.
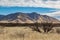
[0,27,60,40]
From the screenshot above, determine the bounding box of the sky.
[0,0,60,20]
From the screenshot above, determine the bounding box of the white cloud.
[0,0,60,8]
[45,11,60,16]
[44,11,60,20]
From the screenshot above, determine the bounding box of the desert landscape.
[0,12,60,40]
[0,0,60,39]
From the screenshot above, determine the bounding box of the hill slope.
[0,12,60,23]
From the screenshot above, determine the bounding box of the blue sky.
[0,0,60,20]
[0,7,59,15]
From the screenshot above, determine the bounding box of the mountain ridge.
[0,12,60,23]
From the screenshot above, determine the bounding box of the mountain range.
[0,12,60,23]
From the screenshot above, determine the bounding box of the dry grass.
[0,26,60,40]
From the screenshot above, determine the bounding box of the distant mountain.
[0,12,60,23]
[0,15,5,20]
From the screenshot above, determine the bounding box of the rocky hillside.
[0,12,60,23]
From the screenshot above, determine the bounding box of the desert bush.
[42,23,53,33]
